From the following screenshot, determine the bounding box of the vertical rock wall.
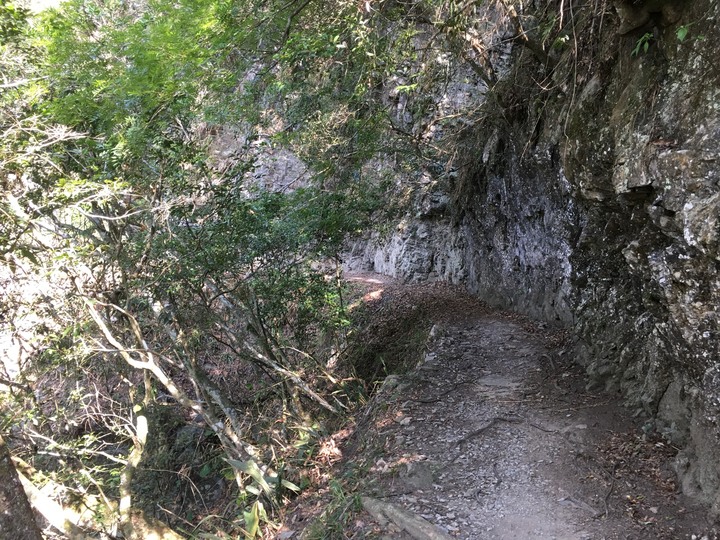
[565,0,720,513]
[345,0,720,518]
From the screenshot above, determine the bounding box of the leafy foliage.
[0,0,27,44]
[632,32,654,56]
[0,0,404,537]
[0,0,525,535]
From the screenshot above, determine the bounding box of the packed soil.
[286,274,718,540]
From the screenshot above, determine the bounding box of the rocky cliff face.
[345,0,720,519]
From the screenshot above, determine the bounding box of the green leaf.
[631,33,653,56]
[281,478,301,493]
[394,83,417,94]
[226,458,274,496]
[242,501,261,539]
[17,246,39,266]
[199,463,212,478]
[676,25,689,42]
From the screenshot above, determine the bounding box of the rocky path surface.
[337,276,713,540]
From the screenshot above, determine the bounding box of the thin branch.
[0,377,32,393]
[80,295,267,491]
[205,280,339,413]
[25,428,128,465]
[0,76,47,89]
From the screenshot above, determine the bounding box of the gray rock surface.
[343,0,720,520]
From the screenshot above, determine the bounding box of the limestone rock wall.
[344,0,720,518]
[565,0,720,512]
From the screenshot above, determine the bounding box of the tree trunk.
[0,435,43,540]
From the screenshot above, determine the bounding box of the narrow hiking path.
[334,275,712,540]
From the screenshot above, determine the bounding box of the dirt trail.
[339,275,713,540]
